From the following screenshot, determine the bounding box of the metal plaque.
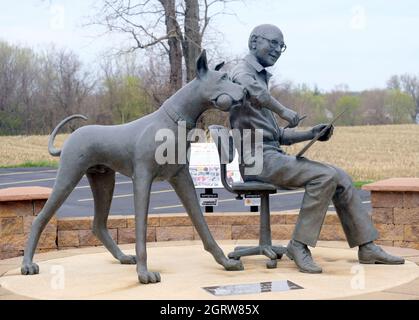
[199,193,219,206]
[203,280,303,296]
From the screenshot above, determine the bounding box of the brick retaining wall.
[55,212,346,249]
[53,210,417,250]
[363,178,419,250]
[0,187,57,259]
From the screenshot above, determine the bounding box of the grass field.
[0,124,418,181]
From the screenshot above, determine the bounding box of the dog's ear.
[214,61,225,71]
[196,50,208,79]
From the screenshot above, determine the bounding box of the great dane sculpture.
[21,51,245,284]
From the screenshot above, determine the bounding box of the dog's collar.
[162,105,196,130]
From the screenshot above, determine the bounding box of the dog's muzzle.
[212,90,246,111]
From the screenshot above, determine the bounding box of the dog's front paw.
[119,255,137,265]
[138,271,161,284]
[224,259,244,271]
[21,262,39,275]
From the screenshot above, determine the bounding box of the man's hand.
[282,109,300,128]
[311,124,334,141]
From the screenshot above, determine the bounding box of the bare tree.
[89,0,240,93]
[0,42,40,134]
[400,74,419,123]
[99,53,154,124]
[38,47,95,129]
[386,75,401,91]
[387,74,419,123]
[359,90,388,125]
[183,0,200,82]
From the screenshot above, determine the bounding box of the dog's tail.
[48,114,88,157]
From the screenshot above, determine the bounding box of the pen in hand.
[284,115,307,129]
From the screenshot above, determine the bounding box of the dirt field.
[283,124,419,180]
[0,134,68,168]
[1,124,418,181]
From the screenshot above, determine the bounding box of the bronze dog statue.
[21,51,245,283]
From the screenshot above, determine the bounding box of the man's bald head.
[248,24,285,67]
[248,24,284,51]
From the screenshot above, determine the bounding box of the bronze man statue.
[229,24,404,273]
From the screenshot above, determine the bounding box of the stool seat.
[232,181,277,192]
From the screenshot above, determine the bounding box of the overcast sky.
[1,0,419,91]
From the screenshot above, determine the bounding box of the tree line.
[0,39,417,136]
[0,41,157,135]
[270,81,417,127]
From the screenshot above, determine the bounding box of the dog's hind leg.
[21,165,85,275]
[87,168,136,264]
[132,168,160,284]
[169,167,243,271]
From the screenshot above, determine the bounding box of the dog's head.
[196,50,245,111]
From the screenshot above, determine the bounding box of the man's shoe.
[286,240,322,273]
[358,242,405,264]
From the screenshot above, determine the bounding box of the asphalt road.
[0,167,372,218]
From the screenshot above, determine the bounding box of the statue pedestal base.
[1,240,418,300]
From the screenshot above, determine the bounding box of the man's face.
[252,30,285,67]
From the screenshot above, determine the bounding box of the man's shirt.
[229,54,284,146]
